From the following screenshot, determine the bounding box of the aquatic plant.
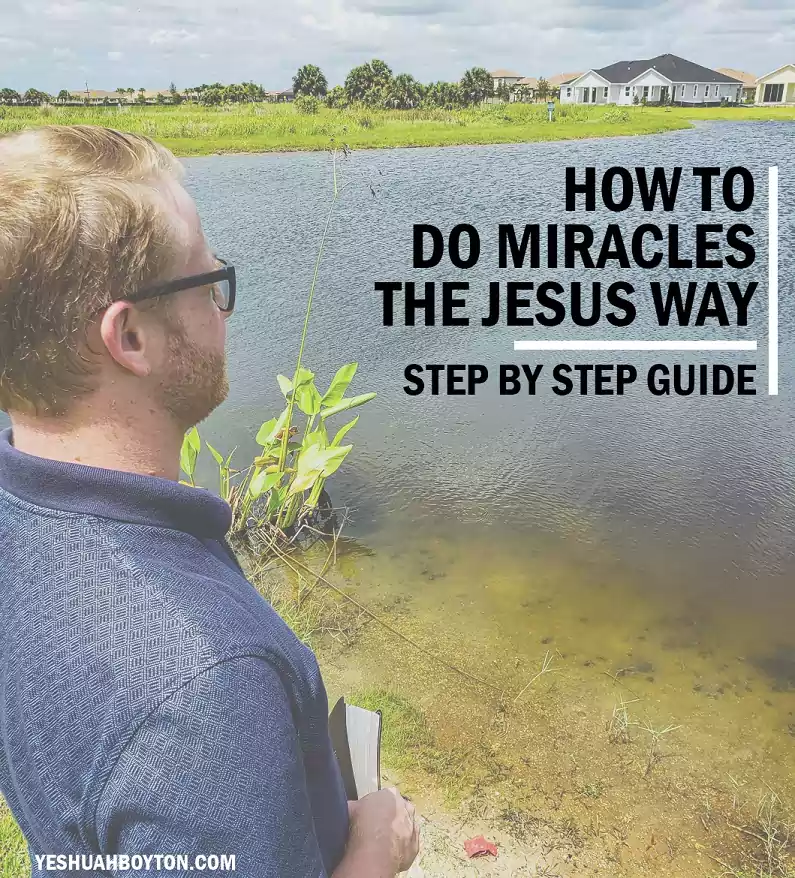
[180,148,376,537]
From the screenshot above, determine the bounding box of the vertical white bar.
[768,166,779,396]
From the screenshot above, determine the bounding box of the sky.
[0,0,793,94]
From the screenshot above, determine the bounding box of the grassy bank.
[0,102,793,156]
[0,799,27,878]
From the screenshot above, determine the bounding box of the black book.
[328,696,382,800]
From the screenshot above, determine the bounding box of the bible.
[328,696,382,800]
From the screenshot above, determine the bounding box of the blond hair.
[0,125,185,416]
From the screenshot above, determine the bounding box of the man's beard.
[157,325,229,431]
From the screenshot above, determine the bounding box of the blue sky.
[1,0,792,93]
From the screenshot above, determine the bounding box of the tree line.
[0,84,182,106]
[1,62,554,110]
[294,61,506,109]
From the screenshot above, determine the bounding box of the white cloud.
[0,36,35,51]
[0,0,791,92]
[148,28,199,46]
[44,1,91,20]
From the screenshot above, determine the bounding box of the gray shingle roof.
[593,54,743,84]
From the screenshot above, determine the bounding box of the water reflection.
[184,122,793,631]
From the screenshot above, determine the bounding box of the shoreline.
[171,122,696,158]
[2,104,794,159]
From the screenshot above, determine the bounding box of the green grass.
[0,799,28,878]
[0,102,792,156]
[348,689,434,772]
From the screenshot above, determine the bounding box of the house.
[62,89,175,105]
[547,72,584,98]
[264,88,294,103]
[490,69,523,91]
[754,64,795,104]
[61,89,124,104]
[560,54,743,105]
[716,68,757,103]
[512,77,538,102]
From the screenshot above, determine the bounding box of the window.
[566,87,572,97]
[625,86,630,96]
[693,84,698,97]
[643,86,649,98]
[763,83,784,102]
[604,87,609,98]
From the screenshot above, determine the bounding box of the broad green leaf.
[255,409,289,446]
[267,485,286,516]
[319,444,352,477]
[255,417,277,445]
[321,363,358,407]
[206,442,224,466]
[293,366,315,388]
[248,469,280,499]
[185,426,201,452]
[179,431,200,477]
[288,469,322,496]
[320,392,376,420]
[303,423,328,452]
[331,416,359,447]
[296,443,352,479]
[277,374,293,397]
[295,381,322,416]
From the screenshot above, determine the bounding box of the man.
[0,125,419,877]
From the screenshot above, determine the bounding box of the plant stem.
[275,149,341,529]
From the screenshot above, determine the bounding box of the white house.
[754,64,795,104]
[560,54,743,106]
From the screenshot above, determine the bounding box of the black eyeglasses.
[128,257,236,313]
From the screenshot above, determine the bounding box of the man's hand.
[334,787,420,877]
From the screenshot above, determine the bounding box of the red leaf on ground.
[464,835,498,858]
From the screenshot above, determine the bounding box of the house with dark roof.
[560,54,743,106]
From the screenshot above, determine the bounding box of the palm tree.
[386,73,423,109]
[23,88,51,106]
[459,67,493,105]
[293,64,328,99]
[537,77,550,103]
[345,59,393,106]
[0,88,21,104]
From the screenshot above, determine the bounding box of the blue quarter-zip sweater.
[0,429,348,877]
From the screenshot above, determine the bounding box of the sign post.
[547,101,555,122]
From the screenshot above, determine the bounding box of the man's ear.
[99,301,155,378]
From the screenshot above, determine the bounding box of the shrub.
[603,107,631,124]
[294,94,321,115]
[325,85,349,109]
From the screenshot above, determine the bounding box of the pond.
[3,122,794,873]
[190,122,793,638]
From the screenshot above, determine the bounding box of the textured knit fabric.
[0,428,349,878]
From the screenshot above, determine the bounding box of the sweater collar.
[0,428,232,540]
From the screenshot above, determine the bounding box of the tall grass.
[0,101,724,154]
[1,103,793,156]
